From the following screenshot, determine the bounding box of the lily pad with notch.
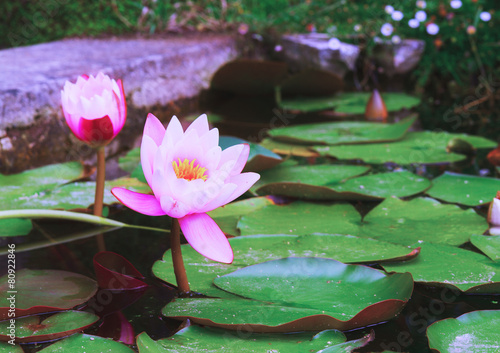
[162,257,413,332]
[0,311,98,343]
[153,233,419,298]
[38,333,135,352]
[137,325,372,353]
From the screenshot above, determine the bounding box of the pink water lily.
[61,72,126,147]
[112,114,260,263]
[488,191,500,235]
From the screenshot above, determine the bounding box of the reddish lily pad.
[0,311,98,343]
[153,233,419,298]
[0,269,98,320]
[96,311,135,345]
[470,234,500,262]
[427,310,500,353]
[38,333,135,352]
[426,172,500,206]
[268,115,415,145]
[93,252,147,290]
[137,326,372,352]
[382,242,500,293]
[162,258,413,332]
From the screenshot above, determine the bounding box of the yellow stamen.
[172,158,208,181]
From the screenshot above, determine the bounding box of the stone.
[0,35,237,173]
[373,39,425,76]
[281,33,360,77]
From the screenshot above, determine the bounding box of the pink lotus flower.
[61,72,126,147]
[112,114,260,263]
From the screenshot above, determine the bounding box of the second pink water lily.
[112,114,259,263]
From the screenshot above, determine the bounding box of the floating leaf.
[0,341,23,352]
[279,92,420,114]
[0,218,32,237]
[137,325,372,353]
[0,311,98,343]
[238,201,361,236]
[426,172,500,206]
[163,258,413,332]
[315,131,496,164]
[0,269,98,320]
[254,168,429,200]
[219,136,283,172]
[259,138,319,157]
[0,162,87,211]
[382,242,500,293]
[360,197,486,246]
[470,234,500,262]
[153,234,419,298]
[207,197,274,235]
[427,310,500,353]
[38,333,135,352]
[268,116,415,145]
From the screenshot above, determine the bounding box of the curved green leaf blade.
[268,116,415,145]
[38,334,135,352]
[471,234,500,262]
[360,197,486,246]
[0,269,98,319]
[0,218,32,237]
[280,92,420,114]
[0,311,98,343]
[163,258,413,332]
[137,326,372,353]
[153,234,419,298]
[382,242,500,293]
[0,341,23,352]
[315,131,496,165]
[238,201,361,236]
[427,172,500,206]
[427,310,500,353]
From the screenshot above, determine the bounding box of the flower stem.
[170,218,190,294]
[95,147,106,252]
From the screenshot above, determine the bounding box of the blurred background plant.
[1,0,498,137]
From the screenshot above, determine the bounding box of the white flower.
[450,0,462,9]
[416,10,427,22]
[480,12,492,22]
[328,38,341,50]
[392,10,404,21]
[416,0,426,9]
[409,19,420,28]
[354,24,362,32]
[426,23,439,35]
[385,5,394,14]
[392,35,401,44]
[381,23,394,36]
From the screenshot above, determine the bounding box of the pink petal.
[224,172,260,204]
[218,144,250,176]
[160,194,191,218]
[185,114,209,136]
[111,187,166,216]
[144,113,165,146]
[197,182,238,213]
[163,115,183,148]
[140,135,158,187]
[178,213,233,263]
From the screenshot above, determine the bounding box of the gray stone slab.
[0,35,237,172]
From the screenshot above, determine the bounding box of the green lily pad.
[0,162,87,211]
[238,201,361,236]
[38,333,135,352]
[137,326,372,353]
[259,138,319,157]
[2,178,151,210]
[427,310,500,353]
[254,168,430,200]
[163,258,413,332]
[280,92,420,114]
[0,218,32,237]
[219,136,283,172]
[426,172,500,206]
[382,242,500,293]
[471,234,500,262]
[207,196,274,235]
[153,233,419,298]
[267,115,415,145]
[0,269,98,320]
[118,148,141,173]
[360,197,486,246]
[0,341,23,352]
[0,311,98,343]
[315,131,496,164]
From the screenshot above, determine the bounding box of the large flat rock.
[0,35,237,173]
